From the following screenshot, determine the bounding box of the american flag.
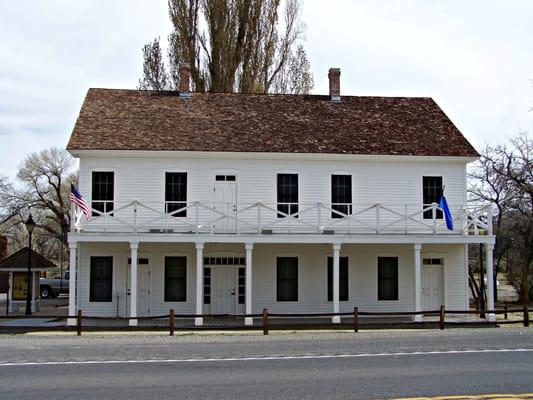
[69,184,91,219]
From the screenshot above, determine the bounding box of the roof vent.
[328,68,341,102]
[179,63,191,98]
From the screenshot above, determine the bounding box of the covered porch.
[66,234,496,327]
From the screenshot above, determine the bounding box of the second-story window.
[331,175,352,218]
[277,174,298,218]
[165,172,187,217]
[422,176,443,219]
[92,171,114,217]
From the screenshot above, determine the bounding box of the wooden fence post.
[504,303,508,320]
[169,309,175,336]
[76,309,82,336]
[524,304,529,328]
[353,307,359,333]
[262,308,269,335]
[439,305,445,330]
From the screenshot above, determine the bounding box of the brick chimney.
[0,235,7,261]
[328,68,341,102]
[179,63,191,97]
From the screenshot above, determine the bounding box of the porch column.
[129,242,139,326]
[67,242,77,326]
[485,243,495,322]
[414,244,422,322]
[195,242,204,326]
[244,243,254,326]
[332,243,341,323]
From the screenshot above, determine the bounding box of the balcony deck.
[72,201,492,239]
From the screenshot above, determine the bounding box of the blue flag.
[439,195,454,231]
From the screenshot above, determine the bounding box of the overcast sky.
[1,0,532,179]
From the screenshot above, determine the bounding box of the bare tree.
[0,148,76,263]
[469,133,533,304]
[139,0,313,94]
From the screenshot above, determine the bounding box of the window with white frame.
[91,171,114,217]
[277,174,298,218]
[165,172,187,217]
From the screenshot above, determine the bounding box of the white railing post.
[432,203,437,235]
[133,200,138,233]
[288,204,292,234]
[104,203,108,232]
[317,202,322,234]
[70,206,76,233]
[257,202,261,235]
[376,203,381,234]
[347,204,352,234]
[195,201,199,234]
[487,204,493,235]
[164,202,168,232]
[235,202,240,234]
[404,204,408,234]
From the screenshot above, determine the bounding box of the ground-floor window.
[378,257,398,301]
[90,256,113,302]
[164,256,187,302]
[277,257,298,301]
[327,257,349,301]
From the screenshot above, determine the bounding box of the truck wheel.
[40,286,52,299]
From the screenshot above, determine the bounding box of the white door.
[211,267,236,314]
[213,175,237,233]
[422,266,443,311]
[126,265,151,317]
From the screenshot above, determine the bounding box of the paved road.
[0,328,532,399]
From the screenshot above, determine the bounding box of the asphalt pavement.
[0,328,532,399]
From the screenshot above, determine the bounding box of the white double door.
[211,267,237,314]
[126,265,150,317]
[213,176,237,233]
[421,266,443,311]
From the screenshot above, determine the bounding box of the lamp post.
[25,214,36,316]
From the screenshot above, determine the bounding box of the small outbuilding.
[0,247,56,313]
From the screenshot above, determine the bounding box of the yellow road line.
[394,394,533,400]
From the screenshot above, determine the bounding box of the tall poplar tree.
[138,0,313,94]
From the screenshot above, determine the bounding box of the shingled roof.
[67,89,478,157]
[0,248,56,271]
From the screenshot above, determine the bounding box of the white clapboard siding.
[76,242,467,316]
[77,155,468,233]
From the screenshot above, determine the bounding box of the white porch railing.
[72,201,492,236]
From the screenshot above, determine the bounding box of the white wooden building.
[66,66,495,326]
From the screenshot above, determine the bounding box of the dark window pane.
[327,257,349,301]
[331,175,352,218]
[277,174,299,218]
[165,257,187,302]
[226,175,236,181]
[165,172,187,217]
[90,256,113,302]
[277,257,298,301]
[423,176,443,219]
[378,257,398,300]
[215,175,226,181]
[92,172,114,217]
